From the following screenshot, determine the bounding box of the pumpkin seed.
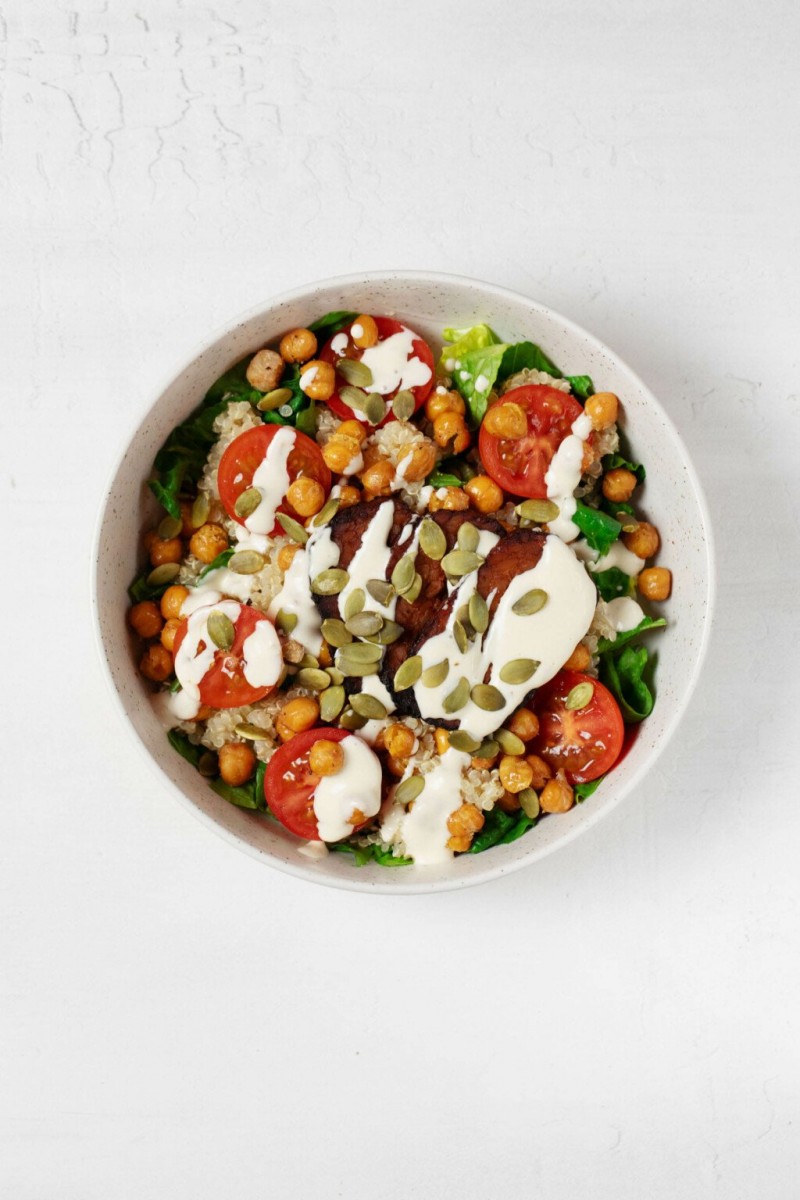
[453,619,469,655]
[404,572,423,604]
[296,667,332,691]
[350,693,388,720]
[191,492,210,528]
[511,588,548,616]
[275,512,309,544]
[228,549,266,575]
[441,549,483,578]
[343,588,365,620]
[311,567,349,595]
[319,685,346,722]
[337,641,382,664]
[443,676,470,713]
[565,681,594,711]
[391,554,416,595]
[321,618,352,647]
[345,610,384,637]
[395,774,425,806]
[470,683,505,712]
[256,386,293,412]
[420,659,449,688]
[234,486,262,520]
[449,730,481,754]
[298,652,319,669]
[499,658,540,685]
[147,562,180,587]
[275,609,298,634]
[235,722,270,740]
[364,394,386,425]
[495,728,526,756]
[339,385,368,411]
[457,522,480,553]
[325,667,345,686]
[516,498,560,524]
[158,514,182,540]
[392,389,415,421]
[339,707,368,731]
[363,619,404,645]
[468,592,489,634]
[519,787,540,819]
[366,578,396,607]
[338,358,373,388]
[419,518,446,561]
[475,738,500,759]
[311,496,340,528]
[207,610,235,651]
[198,751,218,777]
[393,655,423,691]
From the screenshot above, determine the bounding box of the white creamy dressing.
[312,734,383,842]
[356,674,397,745]
[412,534,597,739]
[268,543,324,655]
[297,840,329,860]
[380,749,472,866]
[240,426,297,536]
[359,327,432,395]
[299,364,318,390]
[330,332,349,356]
[350,323,364,340]
[192,566,253,604]
[590,540,646,577]
[605,596,645,633]
[544,411,593,543]
[333,500,415,622]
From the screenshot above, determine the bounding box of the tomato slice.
[478,384,586,499]
[530,670,625,784]
[217,425,331,535]
[319,316,435,425]
[173,603,280,710]
[265,727,365,840]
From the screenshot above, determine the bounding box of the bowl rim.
[90,269,716,894]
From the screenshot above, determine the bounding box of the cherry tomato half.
[320,316,435,425]
[217,425,331,535]
[264,727,363,840]
[479,384,586,499]
[530,669,625,784]
[173,603,280,710]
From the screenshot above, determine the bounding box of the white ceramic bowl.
[92,271,715,893]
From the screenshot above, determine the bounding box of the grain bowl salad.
[128,312,671,867]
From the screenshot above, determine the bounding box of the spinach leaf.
[168,728,203,767]
[202,353,256,404]
[128,570,169,604]
[497,340,561,380]
[308,311,357,336]
[566,375,594,400]
[574,777,603,803]
[197,548,234,581]
[427,470,463,489]
[601,498,635,521]
[295,399,316,437]
[148,396,231,519]
[167,729,266,810]
[329,843,412,868]
[210,777,262,810]
[600,643,655,723]
[468,806,536,854]
[593,567,633,601]
[572,502,621,555]
[603,452,646,484]
[596,615,666,656]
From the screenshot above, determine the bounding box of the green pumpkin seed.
[457,522,480,553]
[234,487,262,520]
[511,588,548,616]
[158,514,182,540]
[339,707,368,730]
[395,774,425,806]
[392,389,415,421]
[343,587,365,620]
[441,549,483,578]
[275,609,298,634]
[228,549,266,575]
[147,562,180,587]
[393,656,422,691]
[350,693,388,720]
[495,728,526,756]
[191,492,210,528]
[321,618,352,647]
[419,518,446,561]
[339,385,368,411]
[337,641,382,664]
[518,787,540,819]
[366,578,396,607]
[468,592,489,634]
[363,619,404,645]
[338,358,374,388]
[420,659,449,688]
[275,512,309,544]
[443,676,470,713]
[449,730,481,754]
[391,554,416,594]
[207,610,235,651]
[565,681,594,711]
[471,683,505,712]
[516,499,560,523]
[325,667,345,685]
[319,685,346,722]
[453,619,469,655]
[298,653,320,669]
[364,394,386,425]
[198,751,218,777]
[311,567,349,595]
[499,658,540,685]
[256,386,293,412]
[311,496,340,528]
[404,572,423,604]
[345,610,384,637]
[296,667,332,692]
[235,722,270,740]
[475,738,500,759]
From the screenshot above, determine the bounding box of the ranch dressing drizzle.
[412,534,597,739]
[268,541,325,655]
[356,674,397,746]
[313,734,383,842]
[330,332,348,356]
[605,596,645,633]
[545,411,593,543]
[336,501,411,622]
[380,748,472,865]
[242,426,297,536]
[359,326,432,395]
[590,540,646,577]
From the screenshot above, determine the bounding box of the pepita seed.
[443,676,470,713]
[364,619,404,645]
[158,514,182,540]
[339,707,368,730]
[475,738,500,759]
[395,774,425,806]
[511,588,548,616]
[391,554,416,594]
[404,572,423,604]
[321,618,352,647]
[565,681,594,711]
[191,492,210,528]
[295,667,332,692]
[339,385,368,411]
[468,592,489,634]
[319,685,346,722]
[311,567,349,595]
[147,562,180,587]
[312,496,340,528]
[235,722,270,740]
[256,386,293,411]
[457,522,480,553]
[343,588,365,620]
[420,659,449,688]
[298,653,320,670]
[345,610,384,637]
[449,730,481,754]
[234,486,262,520]
[419,518,446,561]
[338,358,374,388]
[275,609,298,634]
[495,728,526,756]
[198,751,218,777]
[499,658,540,685]
[392,389,415,421]
[364,394,386,425]
[470,683,505,712]
[453,619,469,655]
[228,549,266,575]
[516,499,560,523]
[276,512,309,544]
[441,549,483,578]
[366,578,396,607]
[350,693,388,720]
[337,641,383,664]
[207,610,235,651]
[325,667,345,685]
[519,787,540,819]
[393,656,423,691]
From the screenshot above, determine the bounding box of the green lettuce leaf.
[497,341,561,380]
[600,644,656,723]
[452,343,509,424]
[427,470,463,489]
[308,311,357,336]
[593,567,633,602]
[128,570,169,605]
[603,452,646,484]
[440,323,499,366]
[566,375,594,400]
[596,615,666,656]
[574,777,603,803]
[572,502,621,555]
[330,843,413,868]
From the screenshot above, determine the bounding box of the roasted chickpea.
[434,728,451,755]
[322,435,362,475]
[585,391,619,430]
[280,696,320,733]
[160,617,181,653]
[277,543,300,572]
[337,484,361,508]
[498,755,534,794]
[179,499,195,537]
[446,803,484,853]
[299,360,335,401]
[622,521,660,560]
[218,742,257,786]
[139,643,173,682]
[540,777,574,814]
[582,441,598,473]
[309,738,345,776]
[360,459,395,496]
[638,567,672,601]
[337,419,368,446]
[246,348,284,392]
[507,707,539,743]
[160,584,189,620]
[432,410,470,453]
[149,536,183,567]
[279,327,317,364]
[397,440,437,483]
[483,402,527,440]
[602,467,638,504]
[471,753,499,770]
[563,643,591,672]
[317,642,332,668]
[189,523,229,564]
[526,754,553,791]
[287,476,326,518]
[128,601,163,639]
[428,486,469,512]
[425,389,465,422]
[385,756,409,779]
[351,314,379,349]
[384,723,417,760]
[465,474,504,514]
[143,529,158,554]
[496,790,522,814]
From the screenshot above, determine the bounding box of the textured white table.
[3,2,799,1196]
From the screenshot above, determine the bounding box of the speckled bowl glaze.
[92,272,715,893]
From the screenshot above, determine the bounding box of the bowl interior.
[93,273,714,892]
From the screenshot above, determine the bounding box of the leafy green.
[575,777,603,803]
[596,615,666,656]
[601,498,635,521]
[600,644,655,723]
[452,343,509,424]
[427,470,463,489]
[128,570,168,604]
[148,396,231,518]
[197,548,234,581]
[210,777,263,810]
[593,567,633,601]
[469,806,536,854]
[497,340,561,380]
[168,728,203,767]
[439,323,498,370]
[308,311,357,336]
[167,729,267,810]
[603,452,646,484]
[330,842,413,868]
[566,375,594,400]
[572,502,621,555]
[202,354,256,404]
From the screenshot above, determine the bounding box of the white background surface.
[2,1,799,1196]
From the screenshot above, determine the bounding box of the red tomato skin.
[172,604,278,711]
[217,425,330,535]
[530,669,625,785]
[264,727,353,840]
[319,317,435,425]
[479,384,586,500]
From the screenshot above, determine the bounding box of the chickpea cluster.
[129,583,190,684]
